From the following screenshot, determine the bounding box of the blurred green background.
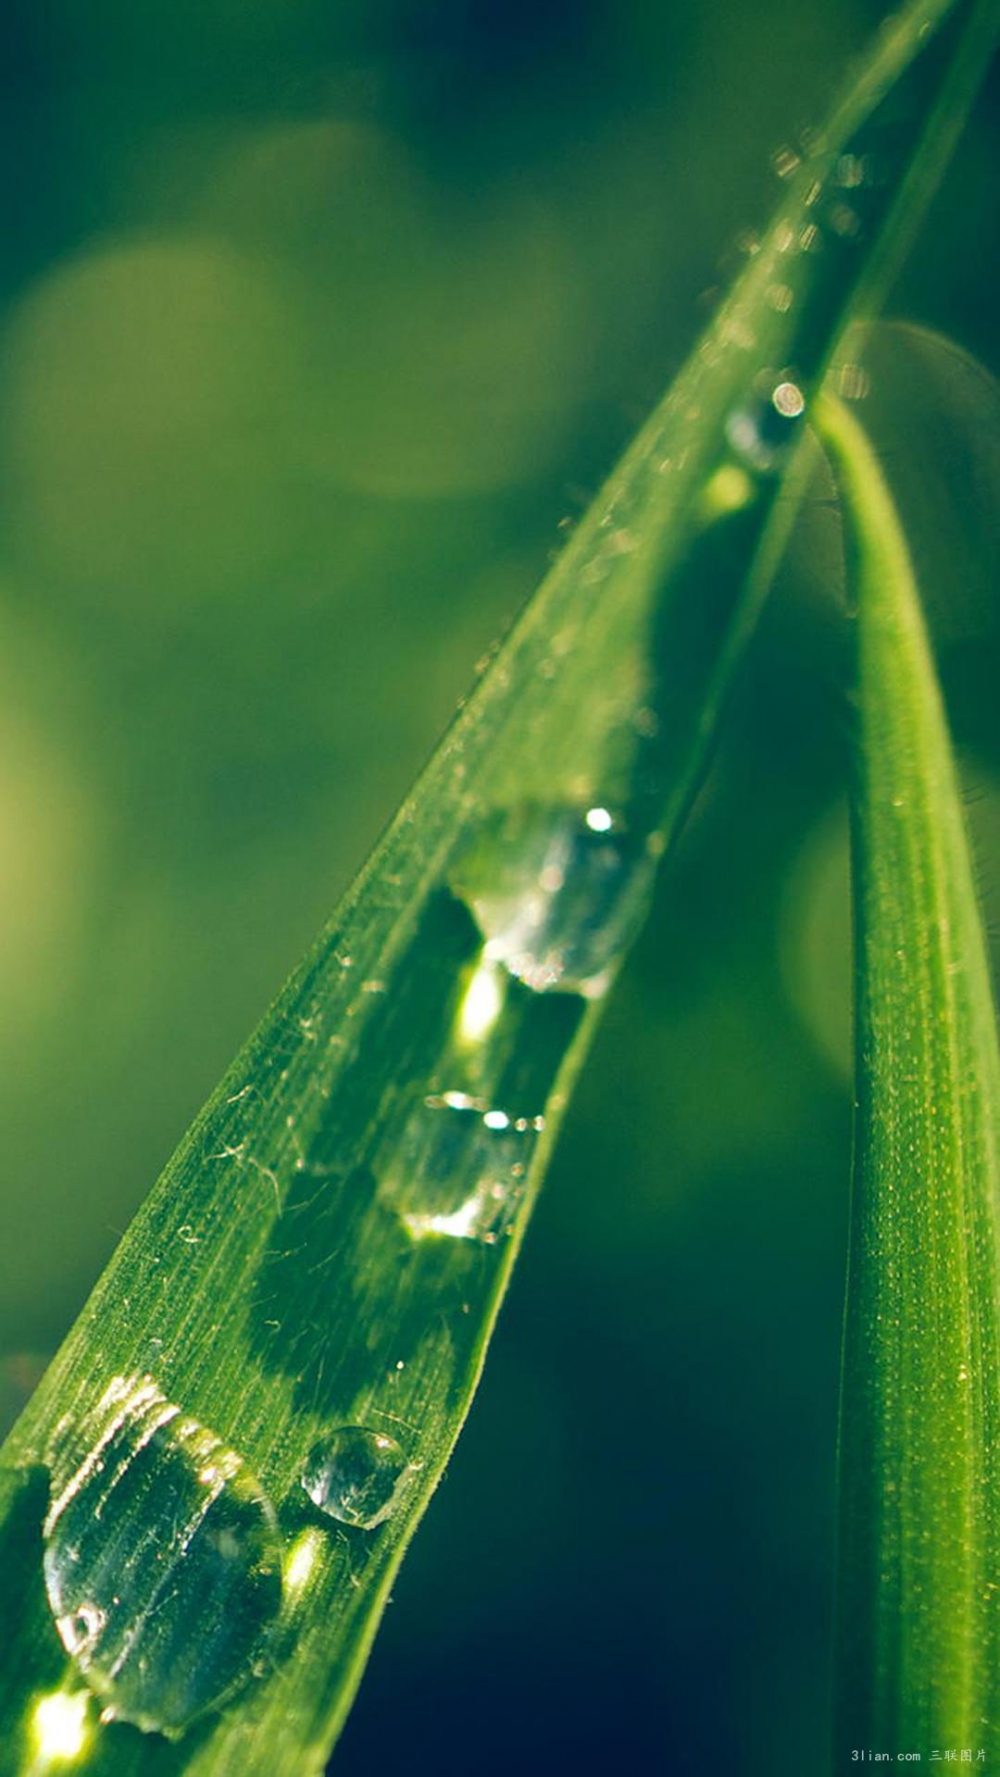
[0,2,998,1772]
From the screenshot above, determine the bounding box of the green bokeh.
[0,2,997,1772]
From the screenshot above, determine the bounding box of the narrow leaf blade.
[819,390,1000,1759]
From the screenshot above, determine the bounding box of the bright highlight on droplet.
[772,380,806,418]
[404,1192,493,1242]
[457,959,505,1044]
[32,1691,90,1762]
[442,1090,477,1111]
[584,807,614,833]
[282,1529,323,1601]
[483,1109,510,1130]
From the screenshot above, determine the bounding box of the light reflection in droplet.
[31,1691,90,1764]
[457,958,506,1045]
[772,381,806,419]
[282,1529,323,1601]
[441,1090,477,1111]
[404,1192,495,1242]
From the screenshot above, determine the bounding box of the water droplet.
[719,313,756,352]
[829,203,862,239]
[42,1375,282,1738]
[454,805,656,995]
[765,282,794,313]
[726,378,807,473]
[771,144,801,179]
[383,1091,540,1244]
[772,380,806,419]
[836,152,874,189]
[836,361,871,401]
[301,1427,408,1530]
[608,527,637,555]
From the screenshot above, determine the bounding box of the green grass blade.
[0,6,992,1774]
[818,390,1000,1761]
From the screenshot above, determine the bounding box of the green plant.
[0,2,996,1774]
[820,387,1000,1763]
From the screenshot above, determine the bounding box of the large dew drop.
[42,1375,283,1738]
[453,804,656,995]
[301,1427,407,1529]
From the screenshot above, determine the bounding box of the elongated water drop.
[379,1090,544,1244]
[42,1375,282,1738]
[301,1427,407,1529]
[453,804,656,995]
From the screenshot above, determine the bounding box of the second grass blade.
[818,390,1000,1762]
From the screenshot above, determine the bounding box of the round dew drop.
[301,1427,408,1530]
[42,1375,283,1738]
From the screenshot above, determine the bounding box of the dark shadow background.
[0,2,998,1773]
